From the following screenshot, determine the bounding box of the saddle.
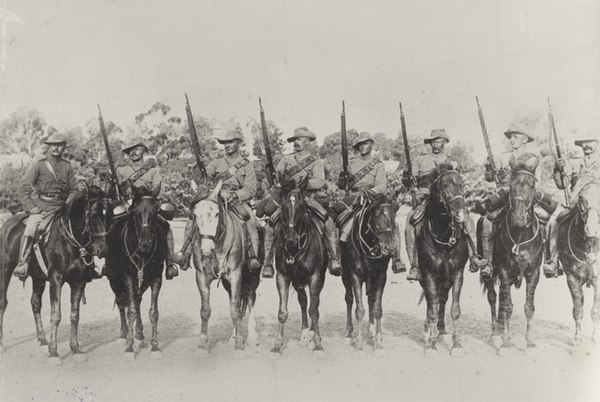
[24,211,59,248]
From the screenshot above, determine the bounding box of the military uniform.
[13,134,79,278]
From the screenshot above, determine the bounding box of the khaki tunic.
[347,155,386,194]
[116,160,162,197]
[275,150,325,193]
[411,152,459,196]
[558,150,600,200]
[205,155,257,203]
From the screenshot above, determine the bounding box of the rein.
[426,169,463,248]
[281,192,311,265]
[566,210,600,264]
[123,221,158,288]
[354,197,394,259]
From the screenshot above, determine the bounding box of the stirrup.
[407,265,421,282]
[329,259,342,276]
[262,263,275,278]
[543,261,558,279]
[165,264,179,280]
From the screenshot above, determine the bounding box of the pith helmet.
[352,131,374,149]
[504,129,535,143]
[574,138,599,147]
[424,129,450,144]
[43,133,67,145]
[216,130,245,144]
[287,127,317,143]
[122,141,149,154]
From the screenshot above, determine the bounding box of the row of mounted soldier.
[1,95,598,361]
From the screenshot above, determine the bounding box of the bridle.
[281,191,309,265]
[508,170,536,213]
[429,169,464,246]
[355,195,395,259]
[503,170,542,255]
[125,195,159,287]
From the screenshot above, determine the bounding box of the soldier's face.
[293,137,310,152]
[510,133,528,149]
[129,146,146,162]
[581,140,598,155]
[49,143,66,157]
[430,139,446,154]
[358,141,373,156]
[223,140,240,155]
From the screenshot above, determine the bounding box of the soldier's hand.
[401,171,413,188]
[337,172,348,189]
[30,207,42,214]
[484,162,493,172]
[496,168,508,182]
[555,158,566,171]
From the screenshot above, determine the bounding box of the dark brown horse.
[192,181,260,357]
[341,192,398,356]
[270,178,328,357]
[107,186,167,359]
[557,179,600,347]
[417,164,469,356]
[0,186,108,363]
[482,169,544,355]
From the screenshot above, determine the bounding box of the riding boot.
[173,218,194,271]
[543,219,560,278]
[391,222,406,273]
[13,235,33,278]
[479,217,494,278]
[246,216,262,271]
[405,218,421,282]
[165,228,179,280]
[325,218,342,276]
[261,223,275,278]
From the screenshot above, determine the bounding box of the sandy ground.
[1,208,599,402]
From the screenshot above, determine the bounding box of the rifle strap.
[126,163,153,185]
[286,154,318,178]
[349,161,378,187]
[214,158,250,183]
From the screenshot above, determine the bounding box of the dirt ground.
[1,209,599,402]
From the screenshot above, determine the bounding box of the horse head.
[194,180,223,257]
[577,180,600,263]
[131,186,158,253]
[363,193,398,257]
[280,177,309,256]
[508,169,537,228]
[430,163,466,224]
[65,184,109,258]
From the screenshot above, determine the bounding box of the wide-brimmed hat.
[122,142,149,154]
[216,130,244,144]
[504,129,535,143]
[287,127,317,143]
[352,131,374,149]
[424,129,450,144]
[574,138,599,147]
[43,133,67,145]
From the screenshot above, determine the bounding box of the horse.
[417,163,469,356]
[0,185,108,363]
[556,179,600,347]
[341,192,398,356]
[270,177,328,357]
[107,186,167,359]
[192,180,261,357]
[481,168,544,355]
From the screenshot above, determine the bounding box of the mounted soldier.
[330,131,406,272]
[174,129,262,272]
[109,141,181,280]
[477,128,556,277]
[259,127,342,277]
[13,134,101,280]
[543,138,600,277]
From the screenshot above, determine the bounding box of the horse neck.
[425,197,452,237]
[64,196,87,243]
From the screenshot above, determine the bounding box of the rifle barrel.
[340,101,349,196]
[97,104,121,199]
[259,97,277,186]
[476,96,499,186]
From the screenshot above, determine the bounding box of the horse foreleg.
[195,270,211,351]
[0,263,10,352]
[371,270,386,356]
[524,267,540,349]
[246,297,258,347]
[484,278,498,337]
[343,277,354,342]
[565,271,584,345]
[297,287,310,346]
[124,277,137,358]
[437,286,449,337]
[227,271,244,351]
[134,292,144,342]
[450,271,464,355]
[69,282,86,360]
[30,278,48,347]
[308,273,325,354]
[590,274,600,344]
[498,281,513,352]
[351,276,365,351]
[423,276,439,355]
[271,273,290,354]
[48,277,63,361]
[149,277,162,357]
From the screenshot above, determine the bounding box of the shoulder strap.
[127,163,153,185]
[214,158,250,183]
[286,154,318,178]
[44,161,59,181]
[349,161,378,187]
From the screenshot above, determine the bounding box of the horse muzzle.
[200,238,216,257]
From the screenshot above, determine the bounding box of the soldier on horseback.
[260,127,342,277]
[543,137,600,277]
[331,131,406,272]
[402,129,485,282]
[108,141,182,280]
[477,128,556,277]
[174,129,262,272]
[13,134,101,280]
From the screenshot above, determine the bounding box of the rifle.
[476,96,499,186]
[340,101,350,197]
[258,97,278,187]
[184,94,207,180]
[547,97,571,204]
[97,104,121,200]
[399,102,416,205]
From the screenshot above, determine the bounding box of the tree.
[0,108,47,156]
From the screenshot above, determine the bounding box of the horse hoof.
[233,349,245,360]
[196,348,209,359]
[490,335,503,350]
[451,347,464,357]
[247,334,259,347]
[374,348,386,358]
[39,344,49,353]
[116,338,127,347]
[73,353,88,363]
[497,347,511,357]
[314,349,325,359]
[343,337,352,346]
[123,352,136,361]
[151,350,163,360]
[424,348,438,358]
[134,339,145,350]
[48,356,62,365]
[268,350,281,360]
[439,334,452,346]
[299,329,310,346]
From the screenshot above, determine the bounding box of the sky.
[1,0,599,159]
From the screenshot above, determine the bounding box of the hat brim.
[504,131,535,143]
[43,140,67,145]
[122,144,149,154]
[424,137,449,144]
[574,139,598,147]
[217,138,243,144]
[352,139,374,149]
[287,136,315,143]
